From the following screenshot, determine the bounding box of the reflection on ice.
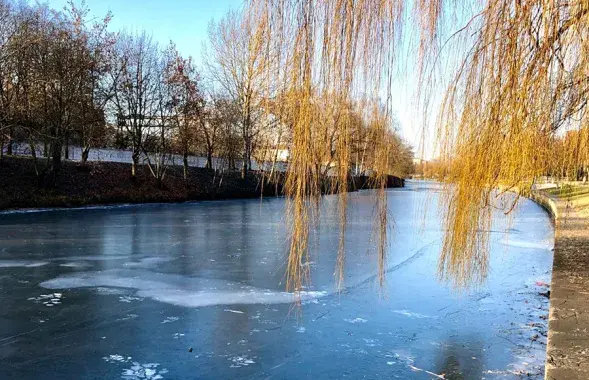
[40,269,327,308]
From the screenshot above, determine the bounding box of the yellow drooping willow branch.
[248,0,589,291]
[247,0,406,293]
[437,0,589,287]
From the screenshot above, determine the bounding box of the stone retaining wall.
[532,192,589,379]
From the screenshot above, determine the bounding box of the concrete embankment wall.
[531,192,589,379]
[529,192,559,219]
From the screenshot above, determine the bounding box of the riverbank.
[0,156,404,211]
[0,156,283,211]
[531,191,589,379]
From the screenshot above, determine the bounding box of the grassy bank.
[0,156,404,211]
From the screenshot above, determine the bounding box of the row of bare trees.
[0,1,414,188]
[0,1,113,183]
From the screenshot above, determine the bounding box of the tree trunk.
[64,137,69,160]
[29,143,42,187]
[81,146,90,164]
[206,151,213,170]
[30,143,38,170]
[6,127,12,155]
[131,152,138,178]
[183,151,189,180]
[241,139,249,179]
[51,141,62,173]
[131,138,139,178]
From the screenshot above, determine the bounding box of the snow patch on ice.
[363,338,378,347]
[344,317,367,324]
[28,293,63,306]
[124,257,173,269]
[95,287,128,295]
[103,354,168,379]
[53,255,129,262]
[391,310,437,319]
[161,317,179,324]
[500,238,553,250]
[228,356,256,368]
[60,262,91,269]
[119,295,144,303]
[0,260,48,268]
[121,362,168,380]
[103,354,132,364]
[117,314,138,322]
[224,309,244,314]
[40,269,328,308]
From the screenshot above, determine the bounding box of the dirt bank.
[0,156,404,211]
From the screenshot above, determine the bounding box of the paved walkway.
[535,193,589,379]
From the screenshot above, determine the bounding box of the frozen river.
[0,181,553,379]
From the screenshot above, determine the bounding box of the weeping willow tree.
[240,0,406,293]
[436,0,589,287]
[245,0,589,291]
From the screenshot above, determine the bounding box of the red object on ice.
[535,281,548,287]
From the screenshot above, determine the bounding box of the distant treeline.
[0,1,414,190]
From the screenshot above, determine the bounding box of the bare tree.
[198,92,226,170]
[0,0,16,160]
[0,2,110,183]
[164,43,203,178]
[205,8,271,178]
[66,3,115,165]
[143,55,172,188]
[109,31,161,178]
[211,96,241,170]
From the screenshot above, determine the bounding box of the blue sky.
[46,0,244,64]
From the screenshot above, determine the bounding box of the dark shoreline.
[0,156,404,212]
